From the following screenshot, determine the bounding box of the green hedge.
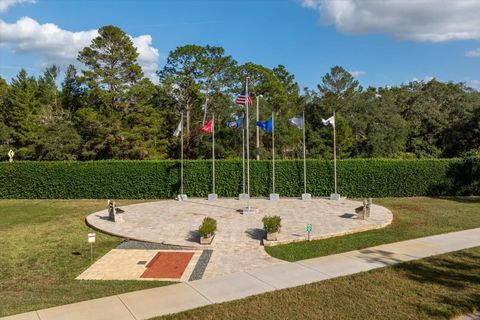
[0,158,478,199]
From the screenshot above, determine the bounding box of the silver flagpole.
[303,110,307,195]
[212,112,215,195]
[246,78,251,210]
[242,112,245,194]
[333,111,337,195]
[272,111,275,194]
[181,112,184,195]
[256,96,260,160]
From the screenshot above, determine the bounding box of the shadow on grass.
[433,196,480,204]
[395,250,480,318]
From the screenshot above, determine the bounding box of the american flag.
[235,89,253,106]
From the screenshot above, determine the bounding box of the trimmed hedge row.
[0,158,478,199]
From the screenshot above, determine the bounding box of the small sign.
[88,232,96,243]
[306,224,312,232]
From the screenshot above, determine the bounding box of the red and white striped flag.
[235,89,253,106]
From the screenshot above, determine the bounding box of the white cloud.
[0,0,35,13]
[0,17,159,81]
[131,35,159,80]
[301,0,480,42]
[412,75,434,83]
[348,70,365,78]
[465,48,480,57]
[466,79,480,91]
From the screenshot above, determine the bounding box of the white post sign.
[88,232,96,263]
[88,232,96,243]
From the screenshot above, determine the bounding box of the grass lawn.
[0,199,171,317]
[155,246,480,320]
[266,197,480,261]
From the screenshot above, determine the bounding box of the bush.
[198,217,217,238]
[263,215,281,234]
[0,158,477,199]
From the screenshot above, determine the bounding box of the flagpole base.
[269,193,280,201]
[302,193,312,201]
[238,193,250,201]
[242,207,258,215]
[330,193,341,201]
[177,194,188,201]
[208,194,218,201]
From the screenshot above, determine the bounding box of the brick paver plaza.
[85,198,392,279]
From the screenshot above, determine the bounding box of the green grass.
[266,197,480,261]
[155,247,480,320]
[0,199,171,317]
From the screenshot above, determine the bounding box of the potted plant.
[262,215,281,241]
[199,217,217,245]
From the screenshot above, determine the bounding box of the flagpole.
[246,78,250,210]
[272,111,275,194]
[303,110,307,195]
[212,112,215,195]
[181,112,184,196]
[242,112,245,194]
[333,111,337,195]
[256,96,260,160]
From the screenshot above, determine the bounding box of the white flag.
[322,115,335,127]
[173,120,182,137]
[288,116,303,129]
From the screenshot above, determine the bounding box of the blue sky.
[1,0,479,90]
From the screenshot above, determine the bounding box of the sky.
[0,0,479,90]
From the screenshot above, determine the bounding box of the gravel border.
[189,250,213,281]
[117,240,190,251]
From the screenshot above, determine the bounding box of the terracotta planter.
[266,231,278,241]
[200,234,214,245]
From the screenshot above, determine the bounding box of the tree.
[61,64,84,114]
[37,65,61,125]
[159,45,237,158]
[4,69,39,156]
[318,66,361,100]
[78,25,143,112]
[158,45,204,140]
[35,122,82,160]
[399,80,473,157]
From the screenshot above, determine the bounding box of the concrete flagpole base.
[330,193,341,201]
[269,193,280,201]
[208,194,218,201]
[302,193,312,201]
[177,194,188,201]
[238,193,250,201]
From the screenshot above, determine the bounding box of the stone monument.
[108,200,124,222]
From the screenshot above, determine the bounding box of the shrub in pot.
[199,217,217,244]
[262,215,281,241]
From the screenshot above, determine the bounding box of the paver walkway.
[85,198,392,278]
[3,227,479,320]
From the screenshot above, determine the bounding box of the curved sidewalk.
[3,228,480,320]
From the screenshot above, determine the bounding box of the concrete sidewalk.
[3,228,480,320]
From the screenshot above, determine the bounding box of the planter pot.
[266,231,278,241]
[200,234,214,245]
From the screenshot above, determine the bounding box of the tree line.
[0,25,479,161]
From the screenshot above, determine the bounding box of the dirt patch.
[141,252,194,279]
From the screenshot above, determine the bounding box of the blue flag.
[227,117,243,129]
[256,118,273,133]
